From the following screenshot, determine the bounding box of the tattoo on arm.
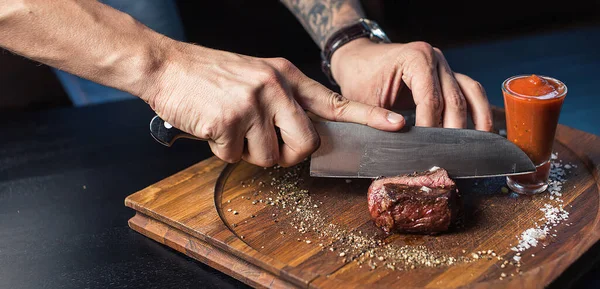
[280,0,365,49]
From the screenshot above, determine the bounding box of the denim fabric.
[53,0,186,106]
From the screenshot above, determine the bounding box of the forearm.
[0,0,174,99]
[280,0,364,49]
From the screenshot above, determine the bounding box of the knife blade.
[309,121,536,179]
[148,115,535,179]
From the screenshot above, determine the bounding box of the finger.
[403,55,444,127]
[293,79,405,131]
[454,73,494,131]
[207,140,221,162]
[209,130,245,164]
[274,102,320,167]
[434,49,467,128]
[241,123,279,167]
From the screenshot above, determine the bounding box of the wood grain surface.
[125,109,600,289]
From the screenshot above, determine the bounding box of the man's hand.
[0,0,405,168]
[280,0,493,131]
[142,43,405,167]
[330,38,494,131]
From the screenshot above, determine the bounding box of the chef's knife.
[309,120,535,179]
[149,115,535,179]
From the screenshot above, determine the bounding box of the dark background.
[1,0,599,111]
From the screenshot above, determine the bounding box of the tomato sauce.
[502,74,567,193]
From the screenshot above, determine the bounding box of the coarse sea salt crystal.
[420,186,432,193]
[541,204,569,225]
[510,154,572,253]
[512,228,548,251]
[429,166,440,172]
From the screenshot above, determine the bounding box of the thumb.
[293,79,405,131]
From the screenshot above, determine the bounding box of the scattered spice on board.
[254,161,469,270]
[239,152,576,274]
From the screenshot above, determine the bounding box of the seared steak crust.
[367,167,460,234]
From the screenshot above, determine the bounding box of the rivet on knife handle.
[149,115,204,147]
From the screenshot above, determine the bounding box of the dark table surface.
[0,100,249,289]
[2,25,600,289]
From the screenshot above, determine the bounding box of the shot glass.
[502,74,567,195]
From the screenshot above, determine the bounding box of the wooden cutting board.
[125,109,600,289]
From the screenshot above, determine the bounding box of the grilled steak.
[367,167,460,234]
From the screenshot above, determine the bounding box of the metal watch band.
[320,18,391,86]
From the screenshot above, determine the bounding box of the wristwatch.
[320,18,391,86]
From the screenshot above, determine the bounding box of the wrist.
[330,37,372,85]
[125,32,176,102]
[138,38,218,110]
[320,18,390,86]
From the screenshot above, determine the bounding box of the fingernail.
[386,112,405,124]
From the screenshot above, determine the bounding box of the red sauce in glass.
[508,74,560,98]
[503,74,566,185]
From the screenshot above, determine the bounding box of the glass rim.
[502,74,567,100]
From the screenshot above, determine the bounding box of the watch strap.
[320,18,391,86]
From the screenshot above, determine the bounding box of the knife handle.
[149,115,205,147]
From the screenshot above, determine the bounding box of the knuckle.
[291,128,320,159]
[213,148,240,164]
[201,117,242,144]
[270,57,296,73]
[364,105,377,126]
[469,80,485,94]
[295,138,320,161]
[222,155,242,164]
[258,156,279,167]
[239,88,260,111]
[197,122,216,140]
[481,114,494,131]
[239,83,261,102]
[423,92,443,112]
[329,92,351,121]
[304,131,321,153]
[447,89,467,111]
[254,65,281,87]
[410,41,435,58]
[250,65,289,101]
[237,83,265,112]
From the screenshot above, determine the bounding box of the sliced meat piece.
[367,167,461,234]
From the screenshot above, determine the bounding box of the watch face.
[372,28,388,42]
[362,19,390,43]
